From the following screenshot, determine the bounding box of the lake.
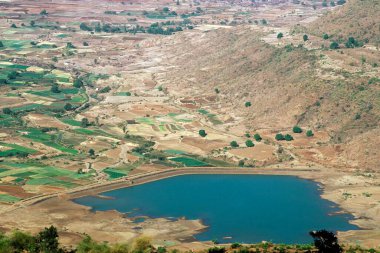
[74,174,358,244]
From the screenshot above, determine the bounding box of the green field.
[0,194,21,203]
[0,162,91,189]
[59,117,82,126]
[22,128,78,154]
[0,142,38,157]
[169,157,210,167]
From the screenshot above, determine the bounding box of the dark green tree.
[245,101,252,107]
[35,226,60,253]
[81,118,89,128]
[199,129,207,137]
[64,103,73,111]
[245,140,254,147]
[40,9,48,15]
[284,134,294,141]
[0,41,4,48]
[323,33,329,40]
[230,141,239,148]
[73,78,83,88]
[2,108,12,115]
[89,149,95,156]
[306,130,314,137]
[275,133,285,141]
[292,126,303,133]
[277,32,284,39]
[51,83,60,93]
[254,133,262,142]
[303,34,309,42]
[309,230,342,253]
[330,41,339,49]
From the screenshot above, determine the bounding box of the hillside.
[309,0,380,45]
[158,26,380,170]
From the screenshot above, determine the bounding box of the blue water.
[74,174,358,244]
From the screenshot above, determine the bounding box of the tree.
[245,140,254,147]
[292,126,303,133]
[309,230,342,253]
[303,34,309,42]
[330,41,339,49]
[245,101,252,107]
[306,130,314,137]
[163,7,170,12]
[64,103,73,111]
[35,226,60,253]
[323,33,329,40]
[51,83,60,93]
[284,134,294,141]
[199,129,207,137]
[83,41,89,46]
[0,41,4,48]
[330,0,336,6]
[89,149,95,156]
[30,20,35,27]
[2,108,12,115]
[277,32,284,39]
[81,118,89,128]
[40,9,48,15]
[254,133,262,142]
[73,78,83,88]
[214,88,220,94]
[322,0,328,7]
[337,0,346,5]
[11,24,17,28]
[230,141,239,148]
[275,133,285,141]
[80,22,93,32]
[7,71,18,80]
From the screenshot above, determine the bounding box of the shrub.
[89,149,95,156]
[306,130,314,137]
[323,33,329,40]
[303,34,309,42]
[0,41,4,48]
[245,140,254,147]
[81,118,89,128]
[275,133,285,141]
[231,243,242,249]
[73,78,83,88]
[199,129,207,137]
[99,86,111,93]
[208,247,226,253]
[230,141,239,148]
[277,32,284,39]
[245,101,252,107]
[293,126,302,133]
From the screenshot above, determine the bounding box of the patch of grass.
[164,149,187,155]
[60,117,81,126]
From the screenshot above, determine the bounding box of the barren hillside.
[309,0,380,45]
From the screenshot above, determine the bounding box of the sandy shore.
[0,166,379,249]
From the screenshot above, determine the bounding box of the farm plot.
[0,142,38,157]
[0,162,91,187]
[21,128,78,154]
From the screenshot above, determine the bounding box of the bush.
[73,78,83,88]
[199,129,207,137]
[245,140,254,147]
[306,130,314,137]
[245,101,252,107]
[81,118,89,128]
[292,126,302,133]
[303,34,309,42]
[0,41,4,48]
[231,243,242,249]
[64,103,73,111]
[99,86,111,93]
[323,33,329,40]
[230,141,239,148]
[277,32,283,39]
[275,133,285,141]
